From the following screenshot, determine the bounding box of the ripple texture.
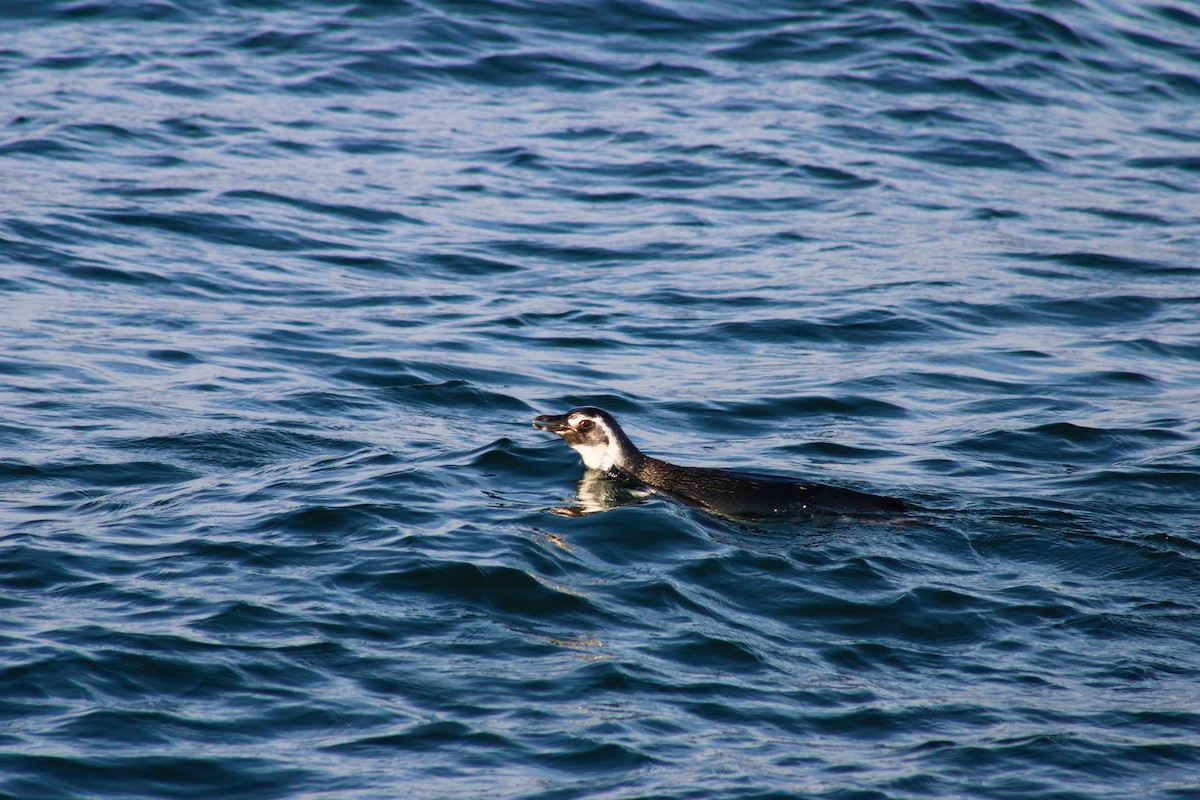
[1,1,1199,799]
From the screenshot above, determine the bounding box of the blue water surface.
[2,1,1199,798]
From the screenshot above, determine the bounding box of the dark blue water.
[3,1,1199,798]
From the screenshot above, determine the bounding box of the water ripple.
[1,0,1199,798]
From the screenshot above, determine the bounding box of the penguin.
[533,406,906,519]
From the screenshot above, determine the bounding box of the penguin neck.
[583,424,647,477]
[617,452,672,485]
[603,440,670,486]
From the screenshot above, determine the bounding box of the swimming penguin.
[533,407,906,519]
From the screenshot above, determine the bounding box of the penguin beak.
[533,413,571,433]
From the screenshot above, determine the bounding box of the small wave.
[91,211,339,252]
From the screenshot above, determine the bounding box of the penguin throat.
[569,440,619,472]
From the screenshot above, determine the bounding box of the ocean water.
[2,1,1199,798]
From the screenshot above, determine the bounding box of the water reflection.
[547,469,649,517]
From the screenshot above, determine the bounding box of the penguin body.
[534,407,906,519]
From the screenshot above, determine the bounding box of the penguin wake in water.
[533,407,906,520]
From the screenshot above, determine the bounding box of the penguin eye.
[576,419,595,431]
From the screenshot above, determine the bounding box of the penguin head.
[533,407,628,471]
